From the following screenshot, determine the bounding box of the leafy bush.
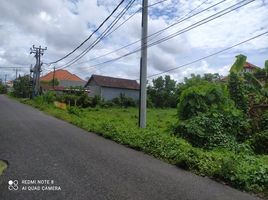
[175,110,249,149]
[251,131,268,154]
[13,75,32,98]
[67,106,82,116]
[92,95,102,107]
[178,83,232,120]
[228,72,248,113]
[77,93,92,108]
[42,91,56,104]
[260,111,268,131]
[0,84,7,94]
[112,94,137,108]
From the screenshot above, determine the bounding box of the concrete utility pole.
[4,74,7,85]
[139,0,148,128]
[15,68,18,79]
[30,45,47,97]
[52,65,56,89]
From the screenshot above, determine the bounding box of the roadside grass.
[19,98,268,197]
[0,160,7,176]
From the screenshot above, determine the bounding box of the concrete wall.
[85,80,101,97]
[59,80,86,88]
[101,87,139,101]
[85,79,139,100]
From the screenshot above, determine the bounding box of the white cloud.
[0,0,267,83]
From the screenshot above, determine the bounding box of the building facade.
[85,75,140,101]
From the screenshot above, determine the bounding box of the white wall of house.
[85,79,101,97]
[101,87,139,100]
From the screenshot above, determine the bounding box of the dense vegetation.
[11,55,268,197]
[0,80,7,94]
[12,75,32,98]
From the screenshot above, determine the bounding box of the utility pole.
[139,0,148,128]
[52,65,56,89]
[4,74,7,85]
[30,45,47,97]
[15,68,18,79]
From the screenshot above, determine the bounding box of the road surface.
[0,95,262,200]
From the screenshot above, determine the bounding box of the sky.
[0,0,267,83]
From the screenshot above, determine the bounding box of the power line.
[56,0,137,69]
[146,30,268,79]
[49,0,126,64]
[57,0,210,70]
[76,0,255,70]
[77,0,226,64]
[103,0,171,40]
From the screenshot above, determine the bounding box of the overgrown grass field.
[20,98,268,198]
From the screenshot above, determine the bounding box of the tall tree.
[13,75,32,98]
[147,75,177,108]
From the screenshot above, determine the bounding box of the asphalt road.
[0,95,262,200]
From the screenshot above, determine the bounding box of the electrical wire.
[77,0,225,64]
[146,30,268,79]
[49,0,126,64]
[75,0,256,70]
[56,0,137,69]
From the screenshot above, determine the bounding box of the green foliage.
[265,60,268,75]
[176,110,248,149]
[77,93,92,108]
[251,131,268,155]
[228,72,248,113]
[0,81,7,94]
[147,75,178,108]
[112,93,137,108]
[67,106,82,116]
[13,75,32,98]
[244,73,262,91]
[178,82,231,120]
[260,111,268,131]
[0,160,7,176]
[41,91,57,104]
[92,95,102,107]
[230,54,247,73]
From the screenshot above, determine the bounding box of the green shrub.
[228,72,248,113]
[77,93,92,108]
[175,110,249,149]
[178,83,232,120]
[260,111,268,131]
[92,95,102,107]
[251,131,268,154]
[67,106,82,116]
[112,94,137,108]
[42,91,56,104]
[0,84,7,94]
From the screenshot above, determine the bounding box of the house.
[242,62,259,73]
[40,69,86,88]
[85,74,140,100]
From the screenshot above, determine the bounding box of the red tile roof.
[40,69,85,82]
[244,62,258,69]
[87,74,139,90]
